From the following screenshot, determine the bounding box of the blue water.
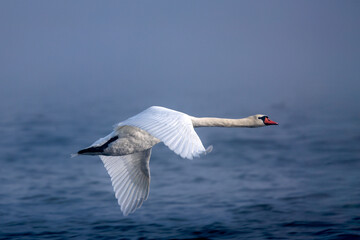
[1,106,360,240]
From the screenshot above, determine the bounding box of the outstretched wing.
[117,106,207,159]
[100,149,151,216]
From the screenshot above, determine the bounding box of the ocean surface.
[1,105,360,240]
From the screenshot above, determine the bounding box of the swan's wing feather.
[100,149,151,216]
[117,106,206,159]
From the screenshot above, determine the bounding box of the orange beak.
[264,118,278,125]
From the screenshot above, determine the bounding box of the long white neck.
[191,116,261,128]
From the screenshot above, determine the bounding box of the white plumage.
[76,106,278,216]
[100,150,151,216]
[118,106,207,159]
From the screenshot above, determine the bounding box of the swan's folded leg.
[100,149,151,216]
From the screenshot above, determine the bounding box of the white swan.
[76,106,278,216]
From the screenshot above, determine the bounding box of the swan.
[76,106,278,216]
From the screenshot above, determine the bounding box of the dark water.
[1,105,360,240]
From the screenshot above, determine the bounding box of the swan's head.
[251,114,278,127]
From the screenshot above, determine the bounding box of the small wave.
[281,221,336,228]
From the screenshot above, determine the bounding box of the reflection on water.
[0,106,359,239]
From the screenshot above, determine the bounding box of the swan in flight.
[76,106,278,216]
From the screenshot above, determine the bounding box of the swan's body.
[77,106,278,216]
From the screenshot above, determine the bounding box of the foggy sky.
[1,1,359,119]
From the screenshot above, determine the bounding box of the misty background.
[1,1,359,120]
